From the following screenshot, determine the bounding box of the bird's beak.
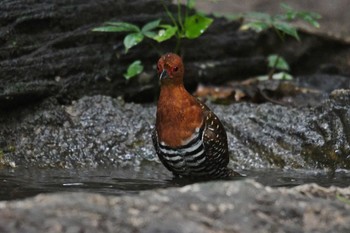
[159,69,169,80]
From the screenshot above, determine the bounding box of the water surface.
[0,166,349,201]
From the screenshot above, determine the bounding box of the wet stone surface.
[1,96,156,168]
[1,90,350,171]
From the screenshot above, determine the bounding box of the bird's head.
[157,53,184,85]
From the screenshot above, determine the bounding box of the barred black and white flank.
[153,101,234,179]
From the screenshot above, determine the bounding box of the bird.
[152,53,236,179]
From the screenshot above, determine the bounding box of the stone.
[0,180,349,233]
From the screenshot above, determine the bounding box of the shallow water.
[0,166,349,201]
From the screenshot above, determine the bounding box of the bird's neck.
[156,84,203,147]
[159,83,189,102]
[158,83,198,113]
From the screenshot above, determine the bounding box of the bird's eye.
[173,66,178,72]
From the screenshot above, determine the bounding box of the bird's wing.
[196,99,230,168]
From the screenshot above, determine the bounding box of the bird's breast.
[156,88,203,148]
[156,106,203,148]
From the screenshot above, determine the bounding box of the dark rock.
[0,0,267,107]
[2,0,350,106]
[1,90,350,170]
[0,96,156,168]
[217,89,350,170]
[0,81,60,109]
[0,180,349,233]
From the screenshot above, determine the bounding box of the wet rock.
[1,89,350,170]
[0,179,349,233]
[0,96,156,168]
[215,89,350,170]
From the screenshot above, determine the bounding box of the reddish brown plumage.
[153,53,236,178]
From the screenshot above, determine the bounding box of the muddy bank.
[0,179,349,233]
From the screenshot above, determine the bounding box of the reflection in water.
[0,165,349,201]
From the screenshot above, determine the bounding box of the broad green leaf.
[298,12,321,28]
[268,55,290,71]
[152,25,177,42]
[273,22,300,40]
[124,60,144,80]
[143,31,158,39]
[142,19,161,32]
[303,14,320,28]
[184,14,213,39]
[241,21,270,32]
[124,33,144,52]
[102,22,140,32]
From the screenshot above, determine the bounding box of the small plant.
[216,3,321,80]
[258,54,293,81]
[245,3,320,80]
[124,60,143,80]
[218,3,321,41]
[93,0,213,79]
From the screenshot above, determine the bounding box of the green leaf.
[273,22,300,40]
[143,31,158,39]
[97,22,140,32]
[184,14,213,39]
[268,54,290,71]
[151,25,177,42]
[124,60,144,80]
[298,12,321,28]
[142,19,161,32]
[123,33,144,52]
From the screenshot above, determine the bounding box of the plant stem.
[177,0,184,31]
[161,0,183,53]
[161,0,178,29]
[268,55,280,80]
[273,26,285,41]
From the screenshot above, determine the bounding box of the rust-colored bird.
[152,53,236,179]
